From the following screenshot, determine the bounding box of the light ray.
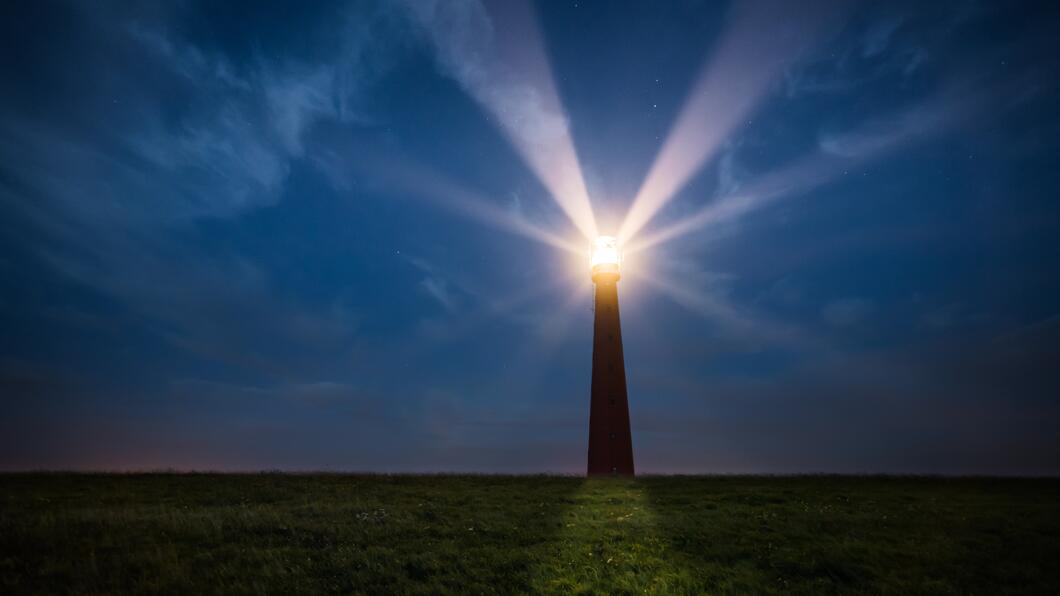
[492,280,592,387]
[617,0,847,245]
[329,142,585,256]
[625,94,974,256]
[626,267,807,349]
[410,0,598,240]
[390,268,586,370]
[422,271,583,345]
[628,268,755,335]
[625,154,837,256]
[478,1,599,240]
[498,282,592,407]
[406,174,584,256]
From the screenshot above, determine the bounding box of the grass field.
[2,474,1058,594]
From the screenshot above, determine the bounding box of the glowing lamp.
[590,235,621,281]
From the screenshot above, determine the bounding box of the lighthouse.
[587,236,635,476]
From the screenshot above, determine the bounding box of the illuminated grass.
[1,474,1057,594]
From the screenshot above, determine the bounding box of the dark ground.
[1,474,1058,594]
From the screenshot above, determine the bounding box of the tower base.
[587,274,634,476]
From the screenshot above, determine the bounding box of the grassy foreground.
[1,475,1058,594]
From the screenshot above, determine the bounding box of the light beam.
[477,0,599,240]
[625,94,973,256]
[618,0,847,245]
[626,267,807,349]
[409,0,598,240]
[327,141,585,257]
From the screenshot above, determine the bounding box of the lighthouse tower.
[587,236,635,476]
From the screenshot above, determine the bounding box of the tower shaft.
[587,275,634,476]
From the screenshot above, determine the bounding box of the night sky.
[2,0,1058,474]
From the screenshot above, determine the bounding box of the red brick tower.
[587,236,635,476]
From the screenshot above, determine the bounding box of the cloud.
[715,145,746,196]
[125,23,251,91]
[822,298,874,327]
[817,97,952,159]
[171,378,366,407]
[128,8,397,156]
[861,15,904,57]
[756,276,806,307]
[922,302,964,328]
[125,20,395,213]
[782,11,936,99]
[41,245,360,378]
[405,255,463,313]
[420,277,458,312]
[631,251,810,352]
[0,1,405,236]
[0,3,413,377]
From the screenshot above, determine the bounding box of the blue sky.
[1,0,1058,473]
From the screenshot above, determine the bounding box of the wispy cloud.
[42,243,359,378]
[0,4,405,378]
[172,378,367,408]
[822,298,874,327]
[1,2,405,236]
[404,255,469,315]
[861,15,904,58]
[419,277,458,312]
